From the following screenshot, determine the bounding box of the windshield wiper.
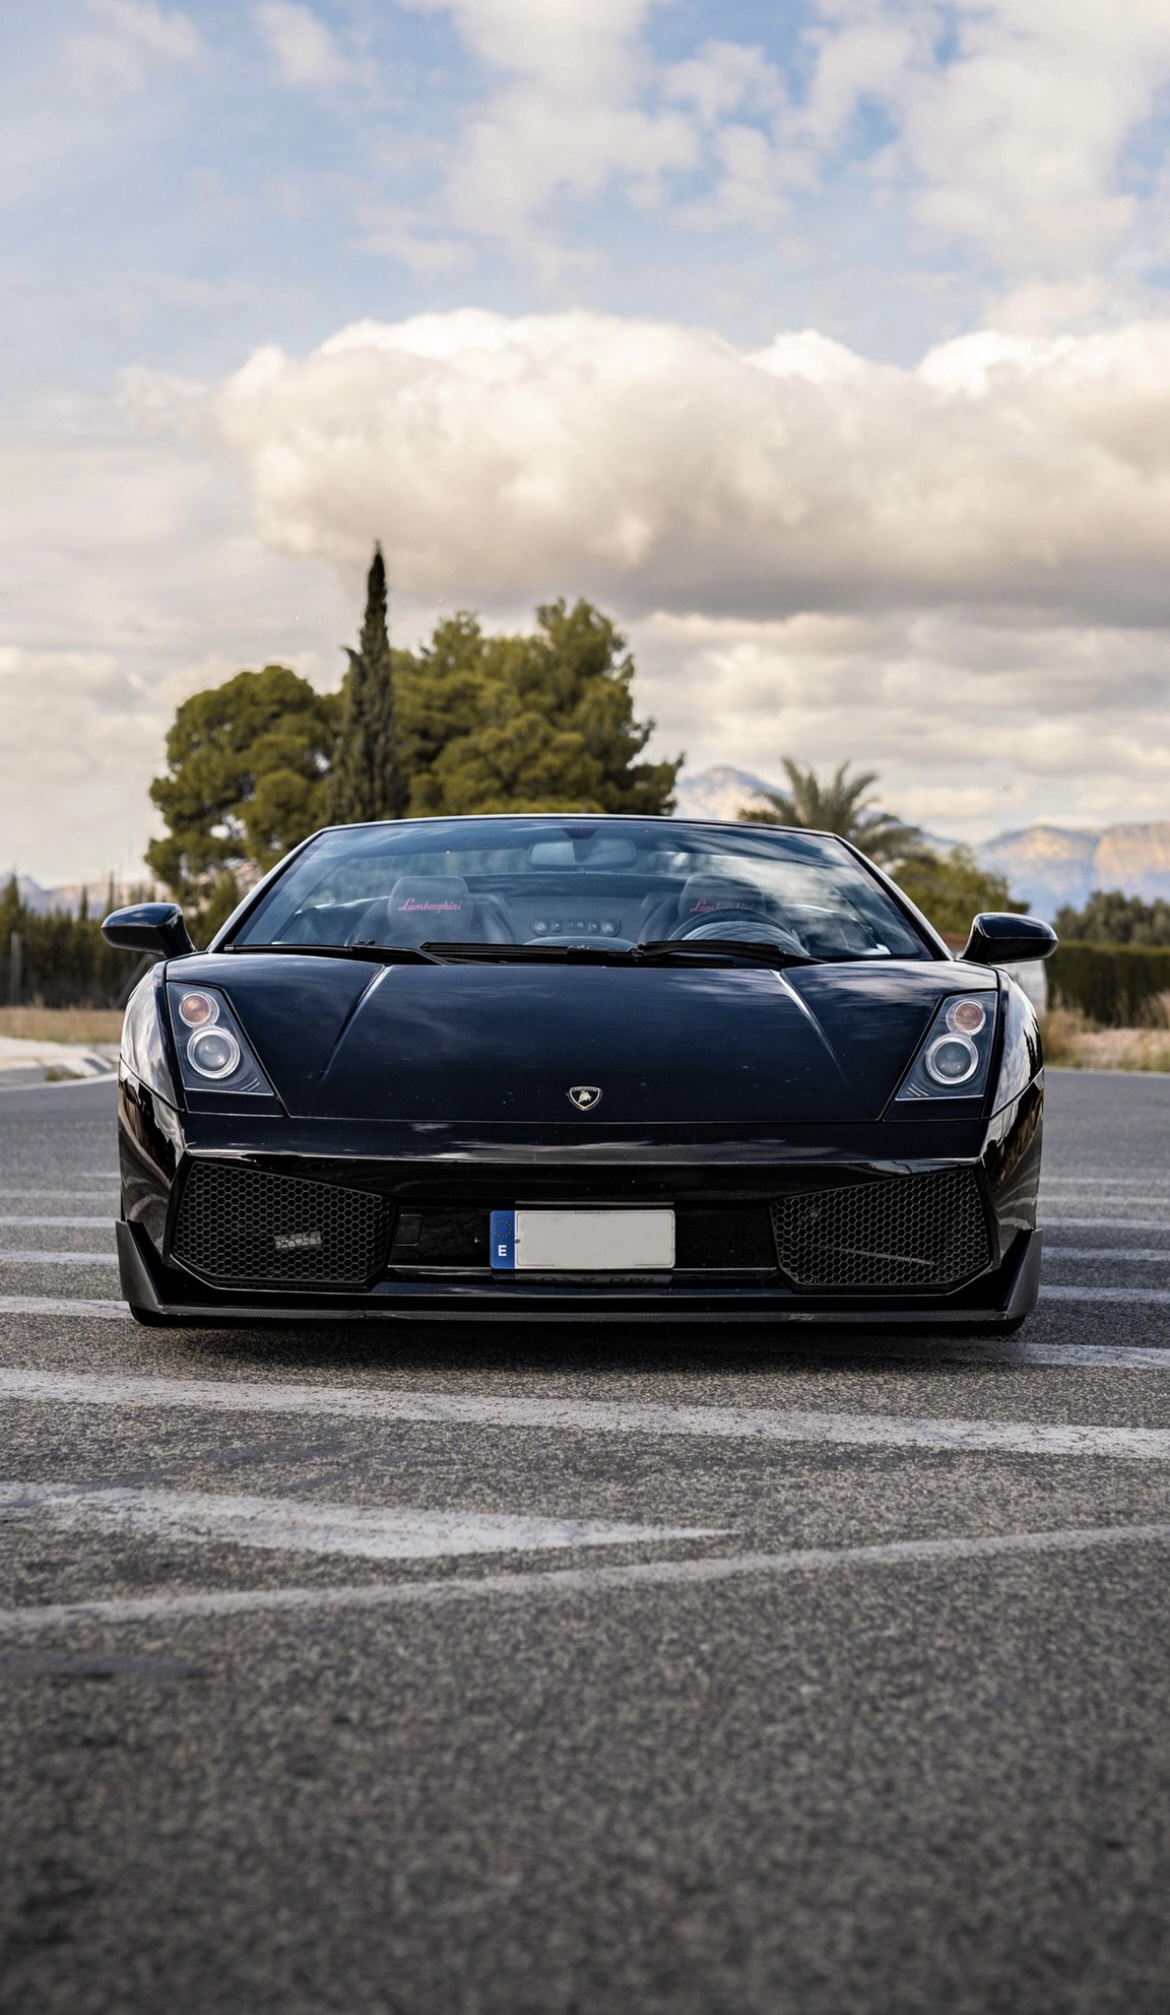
[416,938,817,969]
[222,942,442,965]
[632,938,817,969]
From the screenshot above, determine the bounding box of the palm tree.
[739,759,922,866]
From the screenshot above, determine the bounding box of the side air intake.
[771,1168,991,1292]
[171,1162,390,1287]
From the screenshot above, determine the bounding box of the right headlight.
[893,991,998,1105]
[166,984,274,1098]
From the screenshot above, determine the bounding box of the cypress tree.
[329,545,408,824]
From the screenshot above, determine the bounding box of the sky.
[7,0,1170,881]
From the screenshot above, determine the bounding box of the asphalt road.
[2,1070,1170,2014]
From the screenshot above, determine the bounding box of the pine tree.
[329,545,408,825]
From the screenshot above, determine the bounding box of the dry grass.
[0,1007,122,1044]
[1040,1006,1170,1072]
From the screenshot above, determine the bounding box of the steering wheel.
[668,914,806,953]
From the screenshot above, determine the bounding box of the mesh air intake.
[771,1168,991,1291]
[172,1162,390,1287]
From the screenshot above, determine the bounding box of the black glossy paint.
[110,851,1047,1325]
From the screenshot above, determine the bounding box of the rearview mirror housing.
[102,902,195,959]
[959,912,1057,966]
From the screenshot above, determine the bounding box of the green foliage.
[739,759,922,865]
[1053,888,1170,946]
[0,877,140,1008]
[398,599,680,817]
[329,546,408,825]
[147,664,340,936]
[895,846,1025,940]
[1048,941,1170,1026]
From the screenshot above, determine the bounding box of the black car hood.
[190,955,995,1124]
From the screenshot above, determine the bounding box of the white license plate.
[490,1208,675,1271]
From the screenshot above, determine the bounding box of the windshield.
[228,817,934,962]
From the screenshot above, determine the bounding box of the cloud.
[215,308,1170,627]
[67,0,201,93]
[254,2,349,88]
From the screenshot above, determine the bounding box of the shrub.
[1047,941,1170,1027]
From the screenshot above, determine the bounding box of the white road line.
[1,1521,1168,1636]
[0,1217,113,1228]
[1043,1176,1170,1187]
[995,1341,1170,1369]
[0,1176,118,1192]
[1041,1284,1170,1307]
[0,1298,129,1319]
[1046,1242,1170,1259]
[0,1483,714,1561]
[1043,1218,1170,1232]
[0,1252,118,1266]
[3,1367,1170,1461]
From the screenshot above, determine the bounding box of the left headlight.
[166,984,274,1097]
[894,991,998,1105]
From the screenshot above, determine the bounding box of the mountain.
[672,765,778,823]
[6,876,155,918]
[674,769,1170,920]
[976,825,1170,919]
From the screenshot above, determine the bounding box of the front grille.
[771,1169,991,1291]
[172,1162,390,1286]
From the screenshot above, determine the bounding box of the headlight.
[894,990,998,1106]
[120,972,176,1104]
[166,983,274,1099]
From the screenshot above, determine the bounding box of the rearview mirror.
[960,912,1057,966]
[102,902,195,959]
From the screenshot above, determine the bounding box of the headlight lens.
[187,1027,241,1079]
[894,990,998,1106]
[178,991,218,1028]
[925,1032,979,1086]
[166,983,275,1099]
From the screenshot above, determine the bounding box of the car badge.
[567,1085,602,1111]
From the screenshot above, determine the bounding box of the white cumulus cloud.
[214,308,1170,627]
[254,2,349,88]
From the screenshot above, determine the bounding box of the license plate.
[490,1208,675,1271]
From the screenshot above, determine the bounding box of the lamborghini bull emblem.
[567,1085,602,1111]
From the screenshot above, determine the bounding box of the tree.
[329,546,408,825]
[1053,888,1170,945]
[738,759,922,865]
[398,598,680,817]
[895,846,1025,939]
[147,664,339,938]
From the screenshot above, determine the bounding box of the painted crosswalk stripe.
[0,1298,129,1319]
[1041,1284,1170,1306]
[1043,1218,1170,1232]
[0,1483,715,1561]
[1,1520,1168,1636]
[0,1217,113,1229]
[4,1368,1170,1460]
[0,1252,118,1265]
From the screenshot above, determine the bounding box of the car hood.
[192,955,995,1124]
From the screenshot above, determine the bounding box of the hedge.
[0,882,144,1008]
[1047,940,1170,1027]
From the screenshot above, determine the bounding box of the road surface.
[1,1069,1169,2013]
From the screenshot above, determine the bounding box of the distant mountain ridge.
[674,769,1170,920]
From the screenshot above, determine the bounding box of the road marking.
[0,1298,129,1319]
[1041,1284,1170,1307]
[0,1217,113,1228]
[0,1483,714,1562]
[0,1252,118,1265]
[0,1176,117,1192]
[1,1521,1168,1636]
[3,1368,1170,1460]
[1043,1218,1170,1232]
[1046,1246,1170,1262]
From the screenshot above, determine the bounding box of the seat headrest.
[675,875,772,923]
[385,877,471,923]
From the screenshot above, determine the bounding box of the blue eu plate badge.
[490,1210,516,1270]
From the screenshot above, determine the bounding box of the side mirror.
[101,902,195,959]
[960,912,1057,966]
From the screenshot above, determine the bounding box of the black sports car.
[102,814,1056,1330]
